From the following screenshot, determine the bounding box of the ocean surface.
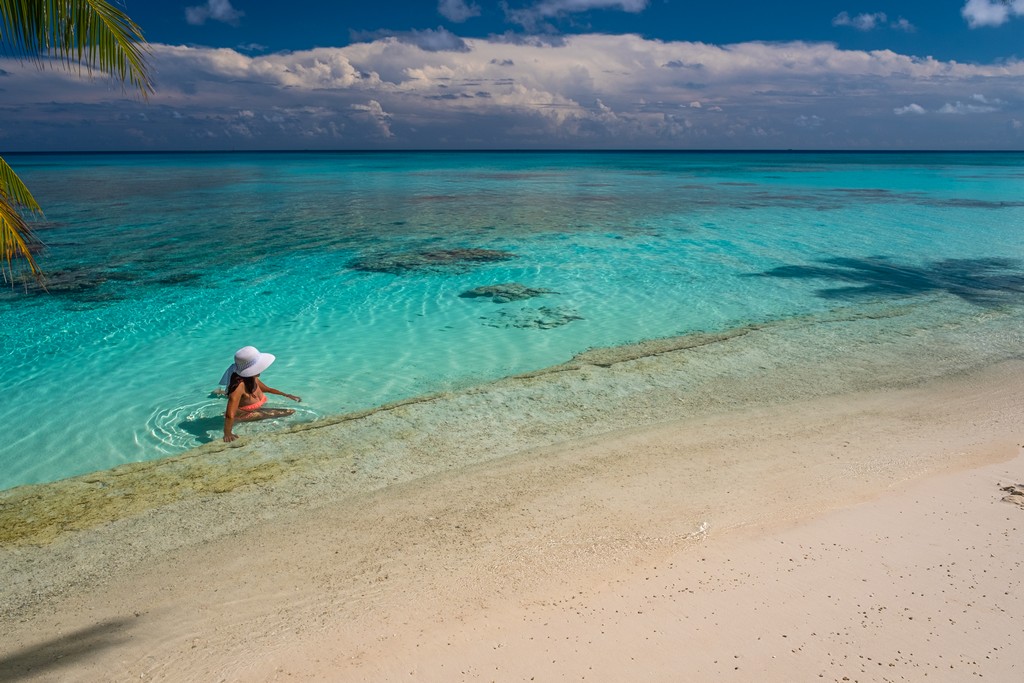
[2,151,1023,491]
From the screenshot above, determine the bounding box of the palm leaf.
[0,155,42,213]
[0,155,43,282]
[0,196,42,283]
[0,0,153,96]
[0,0,153,284]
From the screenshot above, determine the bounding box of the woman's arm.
[256,378,301,402]
[224,385,244,442]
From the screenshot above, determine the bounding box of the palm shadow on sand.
[751,256,1024,307]
[0,619,134,681]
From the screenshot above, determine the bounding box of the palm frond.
[0,0,153,97]
[0,155,43,283]
[0,196,42,284]
[0,155,42,213]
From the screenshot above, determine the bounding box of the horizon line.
[6,148,1024,155]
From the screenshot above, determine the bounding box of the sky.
[2,0,1024,150]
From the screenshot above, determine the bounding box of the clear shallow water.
[2,151,1024,490]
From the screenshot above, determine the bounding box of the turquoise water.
[2,151,1023,490]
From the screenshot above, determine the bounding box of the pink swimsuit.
[238,394,268,411]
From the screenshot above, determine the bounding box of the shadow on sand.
[0,618,135,681]
[752,256,1024,306]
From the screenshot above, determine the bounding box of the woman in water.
[221,345,301,442]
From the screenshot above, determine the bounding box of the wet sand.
[1,300,1022,681]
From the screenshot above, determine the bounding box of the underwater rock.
[155,272,203,286]
[25,267,109,295]
[2,265,149,300]
[481,306,583,330]
[459,283,556,303]
[350,248,517,274]
[104,270,138,282]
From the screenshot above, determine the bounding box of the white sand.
[1,361,1022,681]
[386,452,1024,683]
[1,305,1022,681]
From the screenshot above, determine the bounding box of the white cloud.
[894,103,926,115]
[832,11,916,32]
[5,34,1024,150]
[891,17,916,32]
[400,28,472,52]
[150,44,373,89]
[795,114,824,128]
[962,0,1024,28]
[832,11,887,31]
[439,0,482,23]
[352,27,470,52]
[352,100,394,138]
[506,0,649,31]
[971,93,1004,105]
[938,100,1000,114]
[186,0,244,27]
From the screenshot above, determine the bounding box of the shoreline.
[1,295,1022,679]
[0,295,1016,542]
[0,354,1020,680]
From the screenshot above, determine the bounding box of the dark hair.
[227,373,257,395]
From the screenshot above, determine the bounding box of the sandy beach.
[1,305,1022,682]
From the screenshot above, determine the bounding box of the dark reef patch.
[480,305,583,329]
[460,283,556,303]
[154,272,203,286]
[350,248,517,275]
[932,198,1024,209]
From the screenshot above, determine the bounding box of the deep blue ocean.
[2,151,1023,490]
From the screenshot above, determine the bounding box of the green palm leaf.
[1,0,153,283]
[0,155,42,213]
[0,198,41,283]
[0,0,152,96]
[0,156,42,282]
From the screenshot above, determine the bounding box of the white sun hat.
[219,346,276,385]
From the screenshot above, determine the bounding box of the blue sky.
[126,1,1024,63]
[3,1,1024,150]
